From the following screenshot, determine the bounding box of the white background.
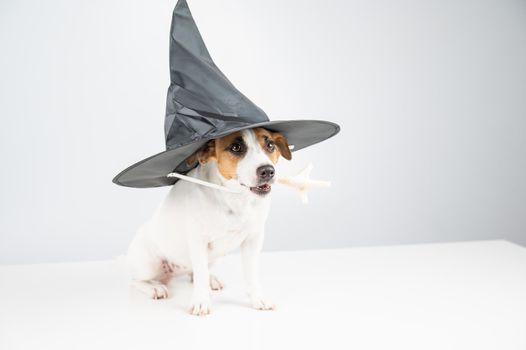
[1,0,525,264]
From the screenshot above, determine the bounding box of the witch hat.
[113,0,340,188]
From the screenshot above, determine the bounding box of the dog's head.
[186,128,292,196]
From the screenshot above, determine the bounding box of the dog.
[126,127,292,315]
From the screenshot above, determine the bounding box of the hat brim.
[112,119,340,188]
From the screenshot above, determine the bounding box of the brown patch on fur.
[185,140,216,167]
[272,131,292,161]
[253,128,292,162]
[185,128,291,180]
[214,131,243,180]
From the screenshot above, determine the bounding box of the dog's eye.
[266,140,275,152]
[230,142,243,153]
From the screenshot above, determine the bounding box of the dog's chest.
[210,204,259,237]
[206,199,268,257]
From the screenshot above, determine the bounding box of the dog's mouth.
[249,183,271,196]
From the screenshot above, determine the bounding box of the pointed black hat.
[113,0,340,188]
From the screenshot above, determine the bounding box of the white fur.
[127,130,276,315]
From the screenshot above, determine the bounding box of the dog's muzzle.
[250,183,272,196]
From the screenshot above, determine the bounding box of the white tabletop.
[1,240,525,350]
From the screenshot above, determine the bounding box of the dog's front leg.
[188,235,211,316]
[241,232,275,311]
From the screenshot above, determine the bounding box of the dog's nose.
[256,165,275,182]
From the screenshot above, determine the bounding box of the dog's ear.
[272,132,292,161]
[186,140,216,166]
[198,140,216,164]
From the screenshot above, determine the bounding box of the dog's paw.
[251,296,275,311]
[151,284,169,300]
[131,280,169,300]
[209,275,224,291]
[189,295,211,316]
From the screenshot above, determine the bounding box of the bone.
[166,162,331,203]
[166,172,241,193]
[276,162,331,204]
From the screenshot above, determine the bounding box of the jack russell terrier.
[127,127,291,316]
